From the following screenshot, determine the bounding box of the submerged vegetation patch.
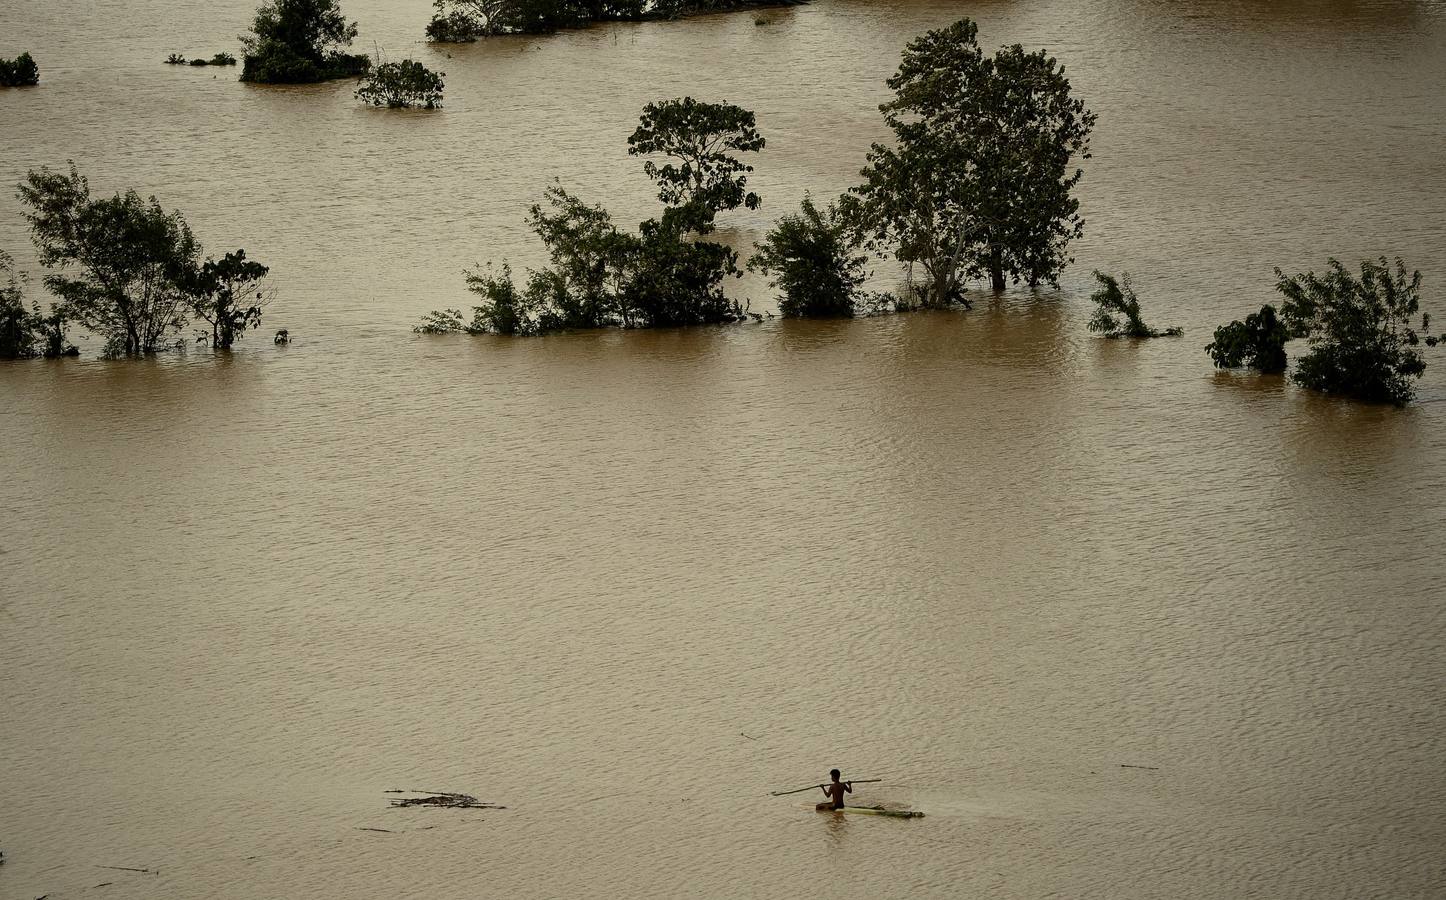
[425,0,809,42]
[0,52,40,87]
[166,52,238,67]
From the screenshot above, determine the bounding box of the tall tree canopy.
[240,0,369,84]
[19,164,200,356]
[627,97,765,231]
[847,18,1095,304]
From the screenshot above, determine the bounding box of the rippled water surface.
[3,1,1445,897]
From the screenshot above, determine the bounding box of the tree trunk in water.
[989,250,1006,293]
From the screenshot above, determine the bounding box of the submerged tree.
[627,97,765,231]
[19,164,200,356]
[240,0,370,84]
[1206,304,1289,373]
[847,18,1095,304]
[356,59,445,108]
[189,250,272,349]
[1275,257,1433,405]
[750,195,869,318]
[0,52,40,87]
[1086,272,1181,339]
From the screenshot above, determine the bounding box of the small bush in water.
[1087,271,1182,339]
[356,59,444,109]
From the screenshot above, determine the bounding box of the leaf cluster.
[0,52,40,87]
[356,59,445,109]
[1086,271,1181,339]
[240,0,369,84]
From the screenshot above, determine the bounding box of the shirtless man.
[816,769,852,810]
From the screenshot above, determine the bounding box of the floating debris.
[384,790,505,810]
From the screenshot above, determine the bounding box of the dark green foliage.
[1206,304,1288,373]
[417,97,762,337]
[750,195,869,318]
[525,187,636,329]
[168,52,236,67]
[190,250,271,349]
[628,97,765,231]
[240,0,369,84]
[19,164,201,356]
[1275,257,1433,405]
[426,9,486,41]
[417,187,742,336]
[0,52,40,87]
[356,60,444,109]
[425,0,590,39]
[846,18,1095,305]
[621,218,741,328]
[1086,271,1181,339]
[1,251,79,359]
[1,250,39,359]
[16,163,270,358]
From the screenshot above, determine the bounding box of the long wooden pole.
[770,778,883,797]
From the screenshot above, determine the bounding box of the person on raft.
[816,769,853,810]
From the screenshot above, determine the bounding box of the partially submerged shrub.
[356,59,444,109]
[1,250,74,359]
[1087,271,1182,338]
[1276,257,1434,405]
[183,52,238,67]
[0,52,40,87]
[1206,304,1288,373]
[750,195,868,318]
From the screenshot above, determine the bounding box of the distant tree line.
[426,0,806,41]
[2,164,276,359]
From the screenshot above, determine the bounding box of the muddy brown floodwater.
[2,1,1444,897]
